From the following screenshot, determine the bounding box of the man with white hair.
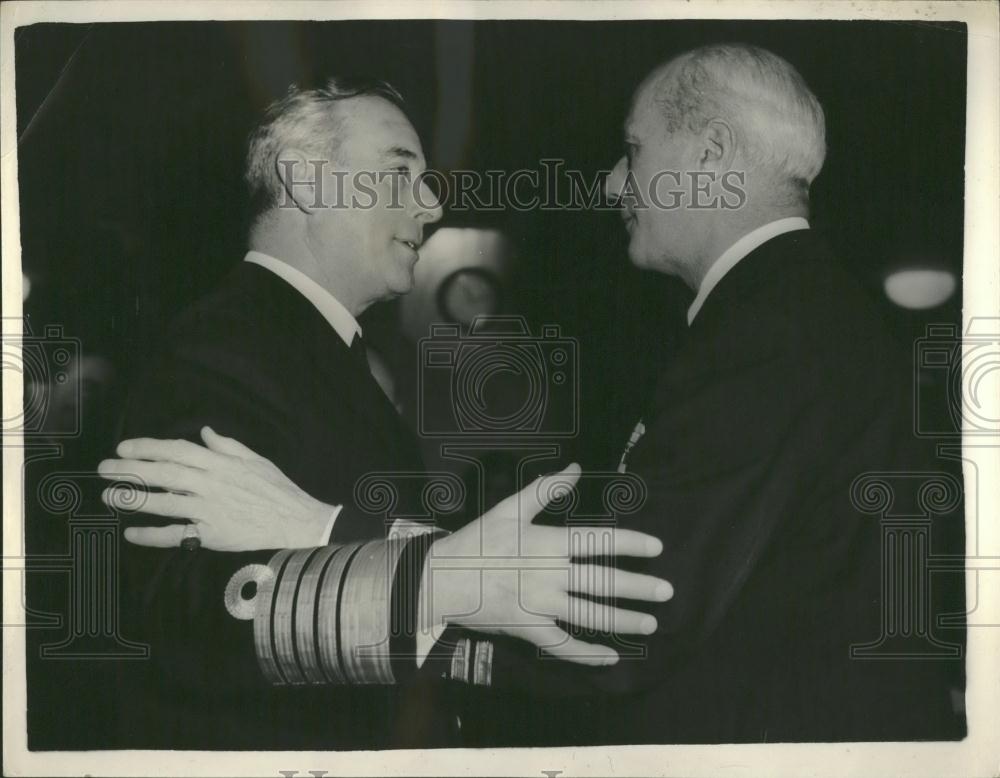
[478,42,961,743]
[610,43,826,293]
[107,45,962,745]
[431,43,960,745]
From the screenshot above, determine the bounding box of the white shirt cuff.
[318,505,343,545]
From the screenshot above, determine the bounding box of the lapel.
[316,337,420,469]
[639,230,817,439]
[688,228,812,337]
[234,262,422,470]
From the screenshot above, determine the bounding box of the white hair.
[653,43,826,205]
[244,76,405,219]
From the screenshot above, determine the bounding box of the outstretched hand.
[422,464,673,667]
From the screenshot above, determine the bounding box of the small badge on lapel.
[617,419,646,473]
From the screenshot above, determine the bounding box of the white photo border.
[2,2,997,776]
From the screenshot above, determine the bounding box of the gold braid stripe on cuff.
[228,534,495,687]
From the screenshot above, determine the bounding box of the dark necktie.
[350,332,368,370]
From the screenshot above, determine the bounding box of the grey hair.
[245,76,405,219]
[652,44,826,205]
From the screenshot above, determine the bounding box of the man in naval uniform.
[104,76,672,750]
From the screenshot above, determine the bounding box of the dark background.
[15,20,967,455]
[14,19,966,748]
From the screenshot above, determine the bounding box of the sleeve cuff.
[244,529,493,688]
[246,529,443,686]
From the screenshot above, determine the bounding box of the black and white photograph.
[2,1,998,776]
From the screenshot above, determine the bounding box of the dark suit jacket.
[116,261,450,750]
[459,229,965,745]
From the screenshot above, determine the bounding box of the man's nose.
[605,157,627,202]
[414,178,443,224]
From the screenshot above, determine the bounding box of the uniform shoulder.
[141,263,315,393]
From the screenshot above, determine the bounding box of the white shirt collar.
[687,217,810,325]
[244,251,361,348]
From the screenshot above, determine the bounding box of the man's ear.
[274,148,321,214]
[699,118,736,170]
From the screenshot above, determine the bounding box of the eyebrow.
[380,146,419,161]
